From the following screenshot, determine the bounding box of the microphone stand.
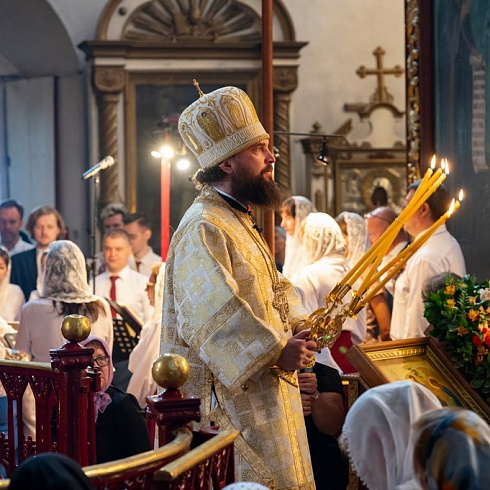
[83,173,100,294]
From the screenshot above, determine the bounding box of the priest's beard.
[230,164,283,210]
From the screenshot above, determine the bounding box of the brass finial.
[61,314,91,343]
[192,79,204,98]
[152,353,190,390]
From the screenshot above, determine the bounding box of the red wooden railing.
[0,316,237,488]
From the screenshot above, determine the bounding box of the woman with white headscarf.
[127,262,165,408]
[280,196,317,281]
[0,247,25,321]
[294,212,366,373]
[16,240,113,362]
[335,211,369,269]
[339,381,443,490]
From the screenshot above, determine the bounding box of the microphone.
[82,156,115,180]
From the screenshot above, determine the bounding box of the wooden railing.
[0,337,97,475]
[0,316,238,488]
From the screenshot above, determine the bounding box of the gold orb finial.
[61,315,91,343]
[192,79,204,98]
[152,353,190,390]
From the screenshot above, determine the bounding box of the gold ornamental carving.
[405,0,422,182]
[94,67,125,93]
[122,0,261,43]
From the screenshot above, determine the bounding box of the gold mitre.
[178,81,269,168]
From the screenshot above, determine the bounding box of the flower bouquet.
[424,274,490,404]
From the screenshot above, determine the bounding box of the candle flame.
[430,155,436,169]
[448,198,455,215]
[458,189,464,201]
[444,158,450,174]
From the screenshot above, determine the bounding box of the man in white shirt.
[92,228,153,390]
[0,199,35,256]
[391,182,466,340]
[123,213,162,276]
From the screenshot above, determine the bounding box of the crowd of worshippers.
[0,198,160,463]
[0,83,485,490]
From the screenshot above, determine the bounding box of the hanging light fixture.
[274,131,341,166]
[315,137,330,165]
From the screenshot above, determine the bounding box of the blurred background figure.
[94,203,127,276]
[274,225,286,273]
[280,196,317,281]
[413,407,490,490]
[335,211,369,269]
[123,212,161,276]
[293,213,366,373]
[127,262,165,408]
[340,381,442,490]
[0,247,25,321]
[11,205,65,301]
[0,199,34,256]
[99,203,126,233]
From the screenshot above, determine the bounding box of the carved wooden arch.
[83,0,304,210]
[96,0,296,42]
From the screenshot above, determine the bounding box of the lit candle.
[341,165,439,287]
[360,199,460,305]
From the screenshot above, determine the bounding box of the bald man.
[366,206,408,297]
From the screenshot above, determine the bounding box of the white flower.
[480,288,490,302]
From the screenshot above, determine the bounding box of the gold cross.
[356,46,404,104]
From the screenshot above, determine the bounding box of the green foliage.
[424,274,490,404]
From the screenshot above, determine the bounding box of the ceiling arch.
[0,0,78,78]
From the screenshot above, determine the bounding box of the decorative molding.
[273,66,298,93]
[93,66,125,93]
[122,0,261,43]
[405,0,421,182]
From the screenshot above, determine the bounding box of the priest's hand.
[276,329,317,371]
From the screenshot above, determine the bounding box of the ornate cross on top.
[356,46,404,104]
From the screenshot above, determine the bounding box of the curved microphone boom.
[81,156,115,180]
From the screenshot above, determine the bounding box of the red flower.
[473,335,483,346]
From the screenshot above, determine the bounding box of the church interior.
[0,0,490,487]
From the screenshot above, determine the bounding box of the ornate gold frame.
[348,337,490,424]
[405,0,434,182]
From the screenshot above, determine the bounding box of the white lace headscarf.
[339,380,442,490]
[336,211,369,268]
[302,212,346,264]
[282,196,317,279]
[42,240,98,303]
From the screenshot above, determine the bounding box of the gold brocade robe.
[161,186,315,490]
